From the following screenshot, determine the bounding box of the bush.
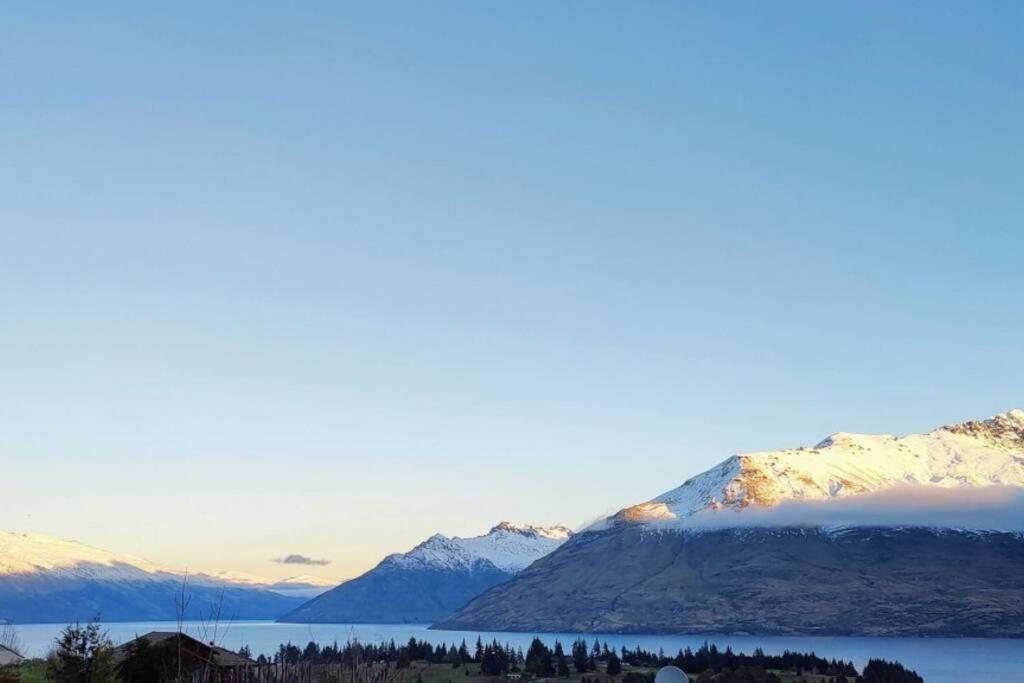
[48,619,117,683]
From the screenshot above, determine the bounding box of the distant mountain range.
[0,532,335,623]
[279,522,572,624]
[7,410,1024,636]
[435,410,1024,637]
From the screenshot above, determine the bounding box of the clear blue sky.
[2,2,1021,578]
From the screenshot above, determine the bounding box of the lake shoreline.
[8,621,1024,683]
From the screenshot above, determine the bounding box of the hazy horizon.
[3,2,1022,579]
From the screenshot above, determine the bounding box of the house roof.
[0,643,25,661]
[113,631,256,668]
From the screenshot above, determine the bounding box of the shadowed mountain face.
[433,526,1024,637]
[0,573,304,624]
[279,561,513,624]
[280,523,573,624]
[436,410,1024,638]
[0,532,316,623]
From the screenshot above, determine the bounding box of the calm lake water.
[12,621,1024,683]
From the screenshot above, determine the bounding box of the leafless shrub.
[0,623,23,656]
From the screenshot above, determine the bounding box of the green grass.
[407,661,660,683]
[406,661,658,683]
[773,675,836,683]
[3,660,843,683]
[402,662,842,683]
[1,661,49,683]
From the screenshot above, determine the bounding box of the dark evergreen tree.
[554,641,570,677]
[526,638,554,676]
[606,651,622,675]
[862,659,924,683]
[573,639,589,673]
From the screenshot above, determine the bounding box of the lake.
[11,621,1023,683]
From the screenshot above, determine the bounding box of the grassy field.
[3,659,841,683]
[403,661,840,683]
[1,661,48,683]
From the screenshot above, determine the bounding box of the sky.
[1,2,1022,581]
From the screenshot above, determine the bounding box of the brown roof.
[114,631,256,668]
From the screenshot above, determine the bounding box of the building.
[112,631,256,673]
[0,643,25,667]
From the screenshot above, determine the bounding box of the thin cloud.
[272,554,332,566]
[677,485,1024,532]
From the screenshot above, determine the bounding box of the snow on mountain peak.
[203,570,337,590]
[384,522,573,573]
[611,409,1024,527]
[0,531,336,597]
[0,531,174,581]
[489,522,574,540]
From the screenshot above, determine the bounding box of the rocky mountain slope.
[280,522,572,624]
[435,410,1024,637]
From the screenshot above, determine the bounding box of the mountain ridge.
[0,531,331,623]
[434,524,1024,636]
[611,409,1024,528]
[0,531,336,594]
[279,522,572,624]
[382,522,572,572]
[435,410,1024,637]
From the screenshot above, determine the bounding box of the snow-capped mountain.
[0,532,325,623]
[614,409,1024,527]
[384,522,573,572]
[436,411,1024,637]
[202,570,339,598]
[0,531,176,582]
[279,522,572,624]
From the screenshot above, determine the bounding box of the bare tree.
[175,572,191,682]
[194,587,230,683]
[0,623,23,656]
[171,573,233,683]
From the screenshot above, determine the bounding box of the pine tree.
[526,638,554,676]
[554,641,569,677]
[606,651,622,676]
[573,639,589,673]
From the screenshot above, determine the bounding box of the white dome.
[655,666,689,683]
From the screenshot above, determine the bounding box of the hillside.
[435,410,1024,637]
[280,523,571,623]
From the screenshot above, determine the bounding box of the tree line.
[1,622,923,683]
[617,642,857,678]
[267,637,619,677]
[262,637,922,683]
